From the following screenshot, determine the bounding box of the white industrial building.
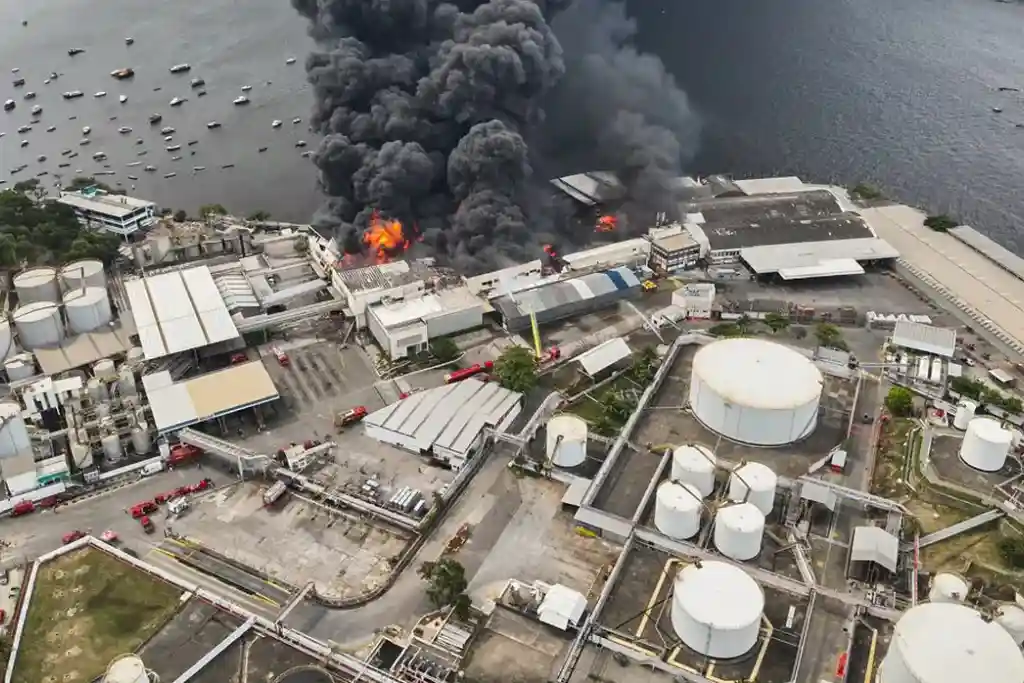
[877,602,1024,683]
[647,223,704,272]
[689,338,824,446]
[574,337,632,378]
[671,283,716,319]
[363,378,522,468]
[366,287,484,359]
[57,189,157,236]
[561,239,651,273]
[464,260,546,299]
[537,584,588,631]
[123,265,240,361]
[325,261,428,326]
[890,319,957,358]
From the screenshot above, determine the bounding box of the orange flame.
[363,210,410,263]
[596,215,617,232]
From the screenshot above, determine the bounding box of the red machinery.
[62,530,86,544]
[444,361,494,385]
[11,500,34,517]
[168,443,202,466]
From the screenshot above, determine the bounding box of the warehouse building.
[890,319,957,359]
[647,224,705,272]
[366,287,485,359]
[493,267,642,333]
[329,261,428,327]
[57,188,157,236]
[561,239,651,273]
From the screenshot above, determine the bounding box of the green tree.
[709,322,741,337]
[451,593,472,621]
[418,558,468,609]
[173,209,188,222]
[494,346,538,393]
[924,214,957,232]
[198,203,228,217]
[247,210,271,221]
[12,178,45,201]
[736,314,754,335]
[602,390,634,424]
[763,312,790,334]
[628,346,659,384]
[0,187,120,266]
[791,325,807,340]
[1003,397,1023,415]
[430,337,460,364]
[885,386,914,417]
[998,537,1024,568]
[815,322,843,349]
[849,183,884,201]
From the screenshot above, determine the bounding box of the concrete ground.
[566,645,679,683]
[0,566,24,637]
[789,596,854,683]
[844,616,892,683]
[464,609,573,683]
[167,481,412,599]
[929,432,1021,494]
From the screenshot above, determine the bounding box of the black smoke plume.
[293,0,698,273]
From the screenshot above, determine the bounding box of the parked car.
[62,530,86,544]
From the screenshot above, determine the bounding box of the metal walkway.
[178,428,270,473]
[172,617,256,683]
[915,508,1006,549]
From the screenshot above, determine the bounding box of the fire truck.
[444,361,494,385]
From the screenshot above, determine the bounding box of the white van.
[140,461,165,477]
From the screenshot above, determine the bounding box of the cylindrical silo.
[728,462,778,515]
[714,502,765,561]
[996,604,1024,647]
[0,402,30,460]
[64,287,113,334]
[0,317,16,362]
[87,378,108,402]
[877,603,1024,683]
[103,654,149,683]
[118,367,137,397]
[546,414,588,469]
[14,301,64,348]
[671,444,717,497]
[126,346,145,363]
[670,561,764,659]
[4,355,35,381]
[928,573,968,603]
[689,338,823,446]
[654,481,702,540]
[960,417,1012,472]
[132,425,151,454]
[60,259,106,292]
[93,359,116,381]
[102,434,122,461]
[13,266,60,305]
[952,401,976,430]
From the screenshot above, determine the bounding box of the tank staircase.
[177,428,269,472]
[913,508,1006,549]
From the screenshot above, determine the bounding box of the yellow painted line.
[606,635,658,656]
[254,593,281,607]
[748,617,773,682]
[166,538,194,550]
[864,628,878,683]
[153,548,179,560]
[705,662,715,678]
[635,559,678,638]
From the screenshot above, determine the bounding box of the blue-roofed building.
[493,267,642,332]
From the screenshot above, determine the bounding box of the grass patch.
[870,419,914,497]
[14,547,183,683]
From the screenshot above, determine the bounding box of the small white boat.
[295,140,307,148]
[24,91,36,100]
[169,64,191,73]
[163,135,173,142]
[10,68,18,73]
[161,126,175,134]
[125,37,134,45]
[285,57,296,65]
[92,152,107,160]
[79,138,90,145]
[94,91,106,98]
[82,126,90,134]
[292,117,301,124]
[119,95,128,103]
[166,144,181,151]
[193,166,206,171]
[233,96,249,105]
[163,172,177,178]
[272,120,282,128]
[0,132,4,138]
[3,99,15,111]
[17,124,31,133]
[169,97,184,106]
[118,126,132,134]
[207,121,221,129]
[30,105,42,116]
[241,85,252,92]
[19,140,28,147]
[171,155,182,161]
[46,126,55,132]
[44,79,50,85]
[126,161,141,167]
[144,165,156,172]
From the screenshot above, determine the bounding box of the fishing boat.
[169,97,185,107]
[68,48,85,56]
[82,126,90,134]
[119,95,128,103]
[149,113,163,124]
[110,68,134,79]
[118,126,132,134]
[169,64,191,74]
[206,121,221,129]
[190,77,205,89]
[272,120,282,128]
[62,90,83,100]
[30,105,42,115]
[24,91,36,100]
[233,96,249,105]
[3,100,14,111]
[94,91,107,98]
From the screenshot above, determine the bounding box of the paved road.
[154,537,291,606]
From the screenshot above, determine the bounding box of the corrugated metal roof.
[892,319,957,358]
[850,526,898,572]
[495,267,641,318]
[576,337,631,376]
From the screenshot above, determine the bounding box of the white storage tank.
[671,444,717,497]
[960,417,1012,472]
[952,400,976,430]
[13,266,60,304]
[4,354,35,381]
[0,317,16,361]
[727,462,777,515]
[670,561,764,659]
[65,287,113,334]
[93,359,116,381]
[126,346,145,363]
[714,502,765,561]
[995,604,1024,647]
[103,654,149,683]
[654,481,702,540]
[132,425,151,454]
[689,338,824,446]
[118,367,137,397]
[546,414,588,468]
[14,301,64,348]
[928,573,969,603]
[0,402,30,460]
[60,259,106,292]
[877,602,1024,683]
[87,378,108,402]
[101,434,122,461]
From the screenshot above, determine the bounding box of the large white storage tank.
[995,604,1024,647]
[546,414,588,468]
[13,266,60,305]
[0,316,16,361]
[0,402,30,460]
[670,561,764,659]
[103,654,149,683]
[877,603,1024,683]
[654,481,702,540]
[928,573,968,603]
[64,287,113,334]
[671,444,717,497]
[714,502,765,561]
[689,338,824,446]
[952,401,976,430]
[959,417,1012,472]
[727,462,777,515]
[14,301,64,349]
[60,259,106,291]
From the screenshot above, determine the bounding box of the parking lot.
[167,481,414,599]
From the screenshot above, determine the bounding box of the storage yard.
[9,174,1024,683]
